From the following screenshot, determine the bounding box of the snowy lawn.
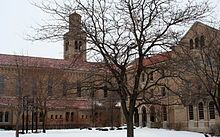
[0,127,208,137]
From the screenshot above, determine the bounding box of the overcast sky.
[0,0,219,59]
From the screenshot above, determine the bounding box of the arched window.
[142,107,147,127]
[200,35,205,47]
[150,106,155,122]
[188,104,194,120]
[189,39,194,49]
[134,108,139,127]
[162,106,167,121]
[5,111,9,122]
[209,101,215,119]
[198,102,204,120]
[195,37,199,48]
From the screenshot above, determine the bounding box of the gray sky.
[0,0,219,59]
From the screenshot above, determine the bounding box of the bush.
[209,124,220,136]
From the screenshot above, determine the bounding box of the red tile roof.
[0,54,104,71]
[143,52,172,66]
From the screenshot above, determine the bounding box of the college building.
[0,12,219,134]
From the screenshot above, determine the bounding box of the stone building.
[0,12,121,130]
[0,12,219,134]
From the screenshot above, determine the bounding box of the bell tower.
[63,12,86,61]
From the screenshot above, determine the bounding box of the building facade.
[0,12,219,134]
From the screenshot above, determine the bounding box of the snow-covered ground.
[0,127,208,137]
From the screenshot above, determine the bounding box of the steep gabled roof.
[180,21,220,43]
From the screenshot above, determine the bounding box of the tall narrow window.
[0,76,4,94]
[71,112,74,122]
[195,37,199,48]
[209,101,215,119]
[189,104,194,120]
[200,35,205,48]
[0,112,3,122]
[75,41,78,50]
[162,106,167,121]
[5,111,9,122]
[189,39,194,49]
[76,81,81,97]
[66,112,70,122]
[198,102,204,120]
[150,106,155,122]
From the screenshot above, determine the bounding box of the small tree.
[29,0,211,137]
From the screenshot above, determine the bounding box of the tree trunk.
[42,109,47,133]
[15,111,21,137]
[127,115,134,137]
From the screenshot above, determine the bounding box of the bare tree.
[29,0,211,137]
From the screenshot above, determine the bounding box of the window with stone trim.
[198,102,204,120]
[209,101,215,119]
[188,104,194,120]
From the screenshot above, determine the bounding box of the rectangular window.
[189,105,194,120]
[66,112,70,122]
[5,112,9,122]
[0,76,4,94]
